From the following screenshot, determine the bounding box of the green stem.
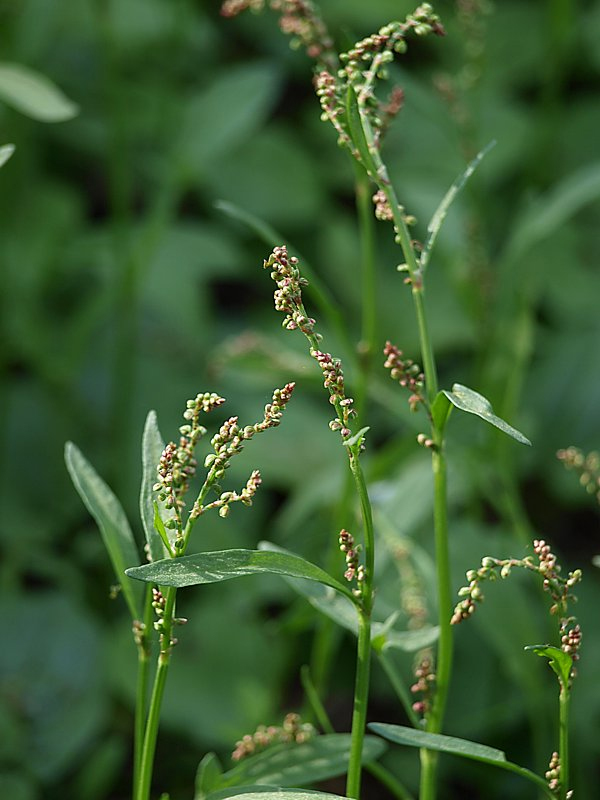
[354,162,378,426]
[133,586,155,797]
[559,684,570,800]
[365,760,415,800]
[136,586,177,800]
[346,450,375,799]
[346,608,372,800]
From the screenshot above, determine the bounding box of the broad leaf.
[369,724,554,797]
[421,141,495,271]
[214,734,385,792]
[442,384,531,445]
[140,411,174,562]
[345,85,378,178]
[0,62,78,121]
[65,442,142,620]
[126,549,355,601]
[196,752,224,799]
[524,645,573,690]
[0,143,14,167]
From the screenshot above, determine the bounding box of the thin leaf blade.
[0,62,78,121]
[369,724,554,797]
[126,549,355,601]
[421,141,495,270]
[207,790,349,800]
[216,734,385,791]
[443,383,531,445]
[65,442,142,619]
[140,411,174,562]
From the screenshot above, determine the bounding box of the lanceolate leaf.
[0,62,79,121]
[345,85,378,178]
[65,442,142,620]
[126,549,355,601]
[442,384,531,445]
[421,141,496,271]
[260,542,438,651]
[206,790,349,800]
[524,645,573,690]
[140,410,174,562]
[213,735,385,793]
[368,724,554,798]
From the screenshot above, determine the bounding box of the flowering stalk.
[452,539,582,800]
[264,244,375,798]
[136,386,294,800]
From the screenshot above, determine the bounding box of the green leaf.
[369,724,554,797]
[0,62,78,121]
[342,426,370,449]
[524,644,573,689]
[345,85,378,177]
[139,411,174,562]
[0,143,15,168]
[430,391,452,433]
[125,549,355,601]
[65,442,142,620]
[206,790,349,800]
[215,735,385,792]
[442,384,531,445]
[196,752,224,799]
[261,543,437,651]
[421,141,496,271]
[593,555,600,568]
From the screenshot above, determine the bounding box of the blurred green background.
[1,1,599,798]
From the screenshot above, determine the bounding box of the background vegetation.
[1,1,599,798]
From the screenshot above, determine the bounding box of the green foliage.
[4,1,600,798]
[126,547,355,601]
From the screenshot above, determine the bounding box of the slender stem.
[346,451,375,799]
[559,684,570,800]
[354,162,378,426]
[133,586,155,797]
[346,608,372,800]
[136,586,177,800]
[366,760,415,800]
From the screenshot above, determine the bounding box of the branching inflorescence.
[451,539,582,673]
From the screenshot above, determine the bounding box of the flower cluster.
[221,0,335,68]
[264,246,319,338]
[265,246,357,443]
[557,446,600,505]
[154,393,226,520]
[231,713,316,762]
[410,651,435,716]
[451,540,583,677]
[312,350,356,439]
[392,541,430,630]
[192,384,295,519]
[383,340,425,412]
[339,529,365,593]
[372,189,393,221]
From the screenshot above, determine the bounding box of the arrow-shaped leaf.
[126,549,355,601]
[442,384,531,445]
